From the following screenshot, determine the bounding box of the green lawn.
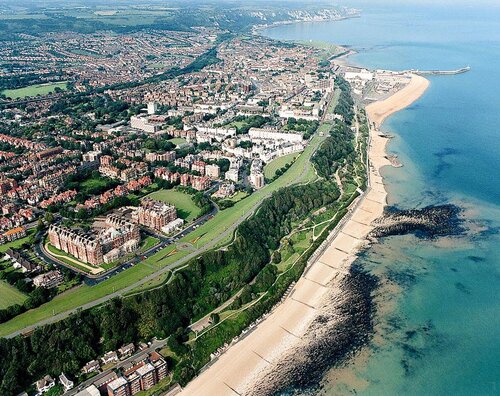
[264,153,299,179]
[0,280,27,309]
[79,175,114,195]
[147,189,201,223]
[0,134,324,337]
[2,82,67,99]
[168,138,187,146]
[227,191,248,203]
[140,236,160,253]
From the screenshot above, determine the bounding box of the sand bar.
[180,74,429,395]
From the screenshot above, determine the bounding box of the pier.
[409,66,471,76]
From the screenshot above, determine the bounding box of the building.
[83,151,102,163]
[36,146,63,160]
[108,353,168,396]
[48,215,140,266]
[118,343,135,359]
[32,270,64,289]
[136,198,177,231]
[249,127,303,143]
[107,376,129,396]
[214,182,235,198]
[205,164,220,179]
[191,175,210,191]
[36,375,55,394]
[1,226,26,243]
[191,160,206,175]
[59,373,74,392]
[225,168,239,183]
[102,351,119,365]
[75,385,101,396]
[161,218,184,234]
[130,115,163,134]
[145,151,175,163]
[82,360,101,375]
[147,101,158,115]
[249,159,265,189]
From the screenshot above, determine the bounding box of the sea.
[262,2,500,395]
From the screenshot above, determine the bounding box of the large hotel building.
[135,198,177,231]
[48,215,140,265]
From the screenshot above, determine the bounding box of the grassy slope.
[0,280,27,309]
[2,82,67,99]
[264,152,298,179]
[146,189,201,223]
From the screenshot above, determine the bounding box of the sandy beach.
[180,74,430,396]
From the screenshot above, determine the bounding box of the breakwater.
[369,204,464,240]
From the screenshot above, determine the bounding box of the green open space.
[146,189,201,223]
[168,138,187,146]
[140,236,160,253]
[227,191,248,203]
[0,280,27,309]
[264,153,298,179]
[78,175,115,196]
[2,82,67,99]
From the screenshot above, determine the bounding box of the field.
[140,236,160,253]
[168,138,187,146]
[147,189,201,222]
[264,153,298,179]
[0,135,324,337]
[0,280,27,309]
[79,175,115,195]
[1,82,67,99]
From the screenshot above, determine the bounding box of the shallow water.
[263,3,500,395]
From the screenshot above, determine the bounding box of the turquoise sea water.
[263,3,500,395]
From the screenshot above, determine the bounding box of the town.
[0,29,343,396]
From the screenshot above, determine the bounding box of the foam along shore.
[180,74,430,396]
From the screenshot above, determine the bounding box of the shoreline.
[180,75,430,395]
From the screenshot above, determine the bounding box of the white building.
[249,128,303,143]
[225,168,239,183]
[194,126,237,142]
[161,218,185,234]
[59,373,74,392]
[205,164,221,179]
[147,102,158,115]
[36,375,55,394]
[130,115,161,133]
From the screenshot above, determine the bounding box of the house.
[82,359,100,374]
[102,351,119,365]
[36,375,55,394]
[32,270,64,288]
[118,343,135,359]
[59,372,74,391]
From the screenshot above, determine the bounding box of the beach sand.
[180,74,430,396]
